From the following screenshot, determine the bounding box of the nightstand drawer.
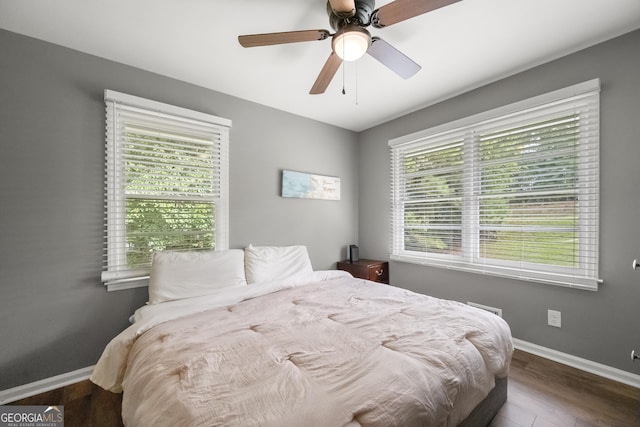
[337,259,389,284]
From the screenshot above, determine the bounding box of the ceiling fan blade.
[367,37,421,79]
[372,0,461,28]
[328,0,356,15]
[310,52,343,94]
[239,29,330,48]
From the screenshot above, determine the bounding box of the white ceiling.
[1,0,639,131]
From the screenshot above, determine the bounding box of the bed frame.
[458,377,508,426]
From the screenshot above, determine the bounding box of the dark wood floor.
[7,350,640,426]
[7,379,124,427]
[492,350,640,427]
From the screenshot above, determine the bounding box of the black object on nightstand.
[337,259,389,284]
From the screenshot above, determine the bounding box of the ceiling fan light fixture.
[332,25,371,61]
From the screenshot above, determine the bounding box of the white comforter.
[92,273,513,427]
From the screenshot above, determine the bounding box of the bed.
[92,246,513,426]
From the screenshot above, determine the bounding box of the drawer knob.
[376,269,384,276]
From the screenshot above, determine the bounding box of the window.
[102,90,231,291]
[390,80,600,290]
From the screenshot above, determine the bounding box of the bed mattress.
[92,275,512,426]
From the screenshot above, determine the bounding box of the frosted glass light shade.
[332,26,371,61]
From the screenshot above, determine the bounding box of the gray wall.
[2,24,639,391]
[358,29,640,374]
[0,29,358,390]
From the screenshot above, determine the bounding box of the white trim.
[0,366,94,405]
[104,89,232,128]
[390,254,601,291]
[107,279,149,292]
[389,80,601,290]
[103,90,231,289]
[389,78,600,147]
[513,338,640,389]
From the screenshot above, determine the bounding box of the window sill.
[106,278,149,292]
[390,254,600,291]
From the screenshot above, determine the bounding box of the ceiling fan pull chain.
[356,59,359,105]
[342,65,346,95]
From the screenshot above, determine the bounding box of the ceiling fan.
[238,0,461,94]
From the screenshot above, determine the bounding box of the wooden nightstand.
[337,259,389,284]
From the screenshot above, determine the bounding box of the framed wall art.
[281,169,340,201]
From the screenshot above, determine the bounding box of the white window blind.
[102,90,231,291]
[390,80,600,290]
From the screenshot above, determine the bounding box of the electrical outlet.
[548,310,562,328]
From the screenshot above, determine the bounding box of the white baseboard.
[0,366,94,405]
[513,338,640,389]
[1,341,639,405]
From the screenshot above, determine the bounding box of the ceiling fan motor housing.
[328,0,376,31]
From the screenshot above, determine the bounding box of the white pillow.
[148,249,247,304]
[244,245,313,284]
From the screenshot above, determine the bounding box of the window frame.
[389,80,601,290]
[102,90,231,291]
